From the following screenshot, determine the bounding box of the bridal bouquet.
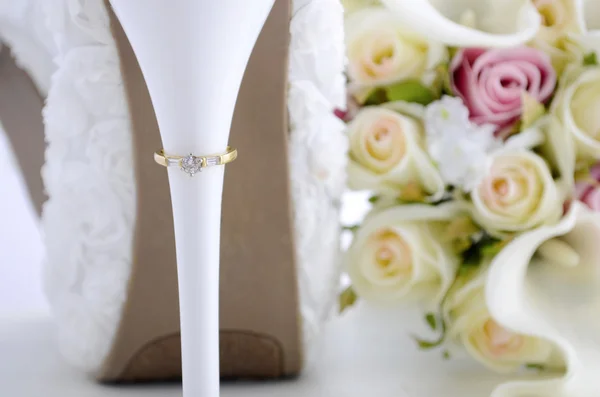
[339,0,600,395]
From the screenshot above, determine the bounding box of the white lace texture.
[289,0,348,356]
[16,0,348,372]
[40,0,134,371]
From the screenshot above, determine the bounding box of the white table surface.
[1,306,520,397]
[0,127,522,396]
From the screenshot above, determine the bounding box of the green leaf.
[461,243,483,267]
[339,286,359,313]
[461,233,505,266]
[413,312,449,350]
[457,265,474,277]
[414,336,444,350]
[431,62,454,97]
[504,119,523,138]
[414,276,456,353]
[447,47,459,60]
[397,181,427,203]
[480,241,506,257]
[525,363,546,371]
[584,52,598,66]
[363,88,389,106]
[521,92,546,129]
[425,313,438,330]
[384,80,437,105]
[444,216,480,253]
[480,234,510,258]
[342,225,360,233]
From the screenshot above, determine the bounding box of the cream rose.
[347,107,445,200]
[553,67,600,161]
[446,274,556,373]
[471,150,562,233]
[531,0,586,73]
[534,0,585,42]
[346,204,462,305]
[345,7,446,89]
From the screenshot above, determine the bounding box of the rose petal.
[559,68,600,159]
[590,162,600,181]
[581,185,600,211]
[574,182,593,200]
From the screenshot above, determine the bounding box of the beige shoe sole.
[0,45,46,216]
[5,0,302,382]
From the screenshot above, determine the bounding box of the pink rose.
[450,47,556,136]
[576,163,600,211]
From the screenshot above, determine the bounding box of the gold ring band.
[154,146,238,177]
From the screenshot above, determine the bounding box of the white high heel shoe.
[1,0,347,382]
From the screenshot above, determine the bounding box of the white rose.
[533,0,585,41]
[446,273,556,373]
[347,107,445,200]
[471,150,562,233]
[345,7,446,89]
[534,0,584,37]
[346,204,462,305]
[554,66,600,161]
[530,0,586,73]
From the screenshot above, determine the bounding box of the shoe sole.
[0,45,46,216]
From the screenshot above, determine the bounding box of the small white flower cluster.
[424,96,502,192]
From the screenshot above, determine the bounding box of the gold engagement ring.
[154,146,238,177]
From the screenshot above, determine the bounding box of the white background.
[0,129,47,319]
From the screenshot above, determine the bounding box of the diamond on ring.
[180,154,203,177]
